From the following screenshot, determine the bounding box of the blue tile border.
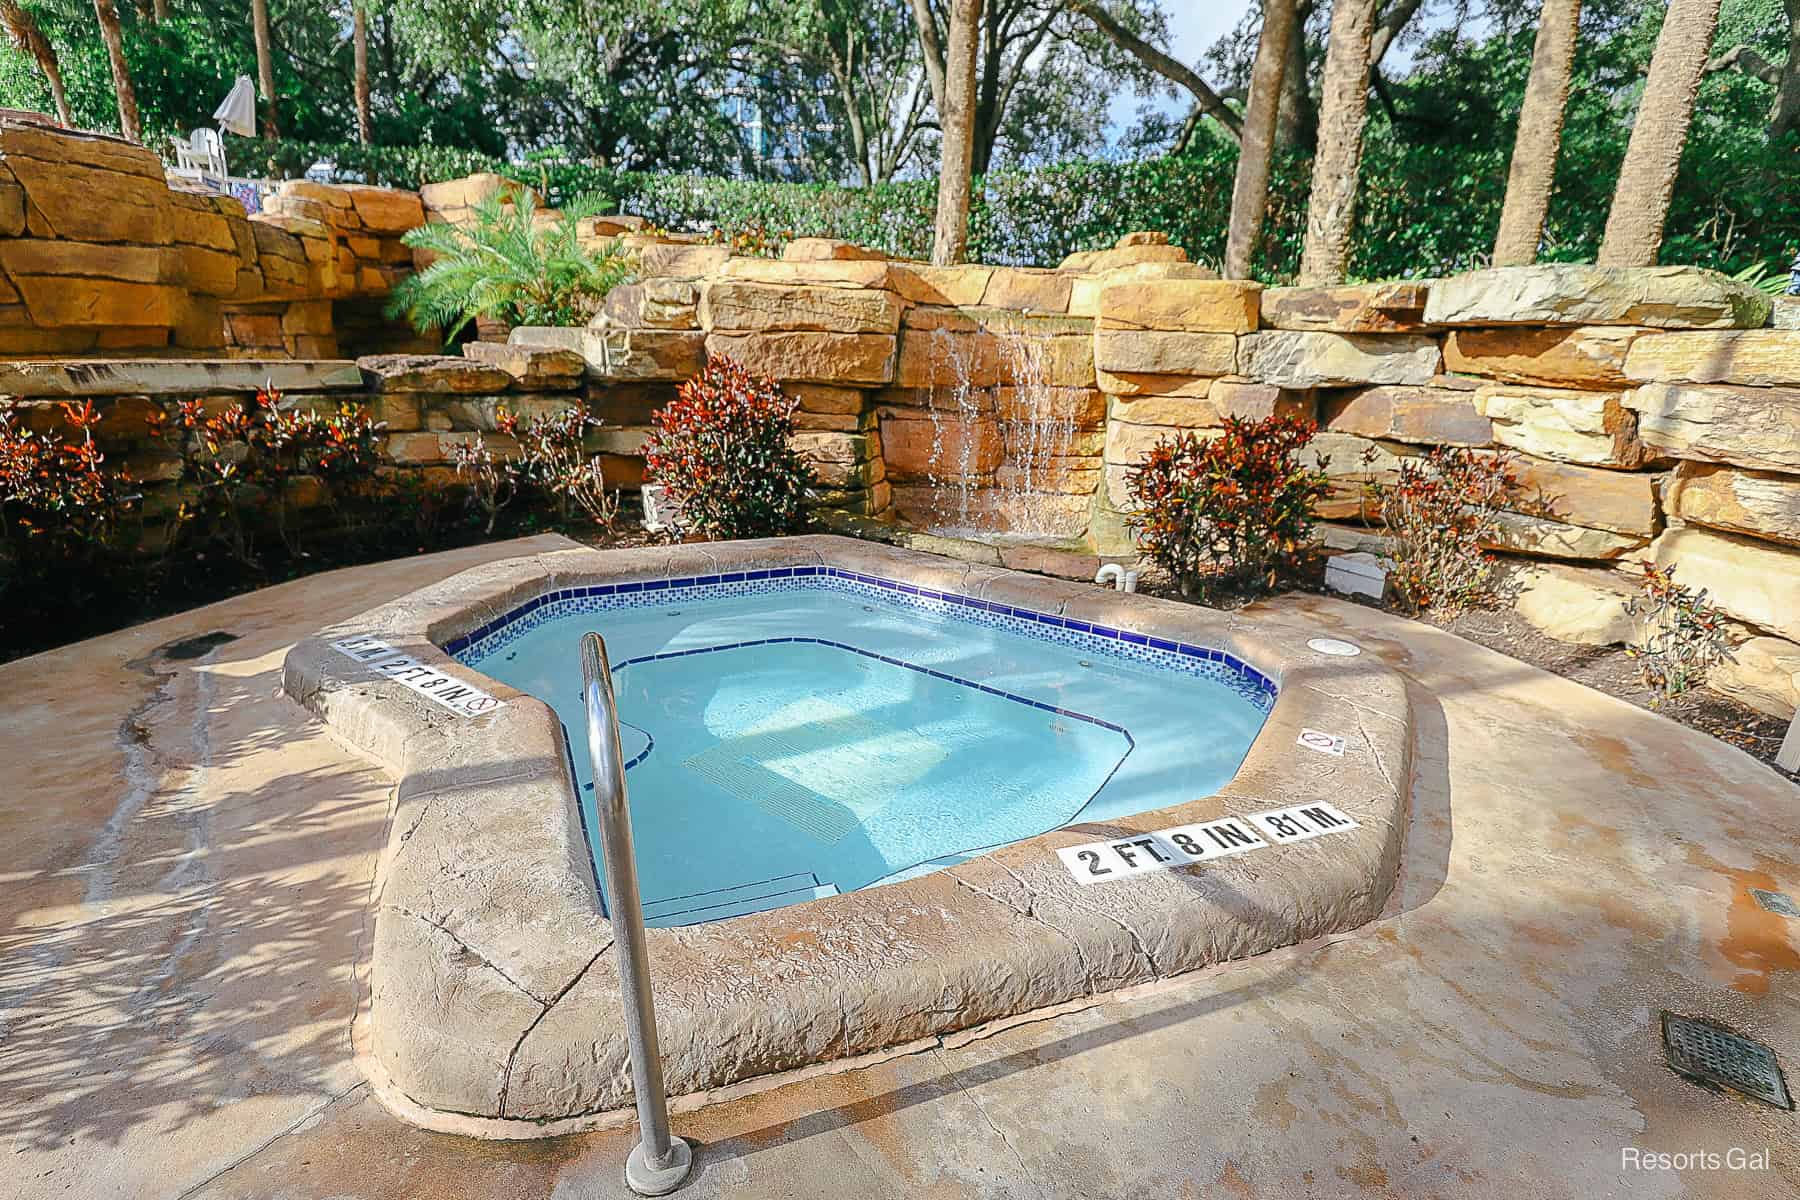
[444,565,1277,711]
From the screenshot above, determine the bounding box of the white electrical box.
[1324,551,1390,601]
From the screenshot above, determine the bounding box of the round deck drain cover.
[1307,637,1362,657]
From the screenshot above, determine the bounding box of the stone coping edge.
[0,358,366,397]
[281,534,1412,1130]
[357,968,1221,1141]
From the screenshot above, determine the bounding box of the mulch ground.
[0,503,659,664]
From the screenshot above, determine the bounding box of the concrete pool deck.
[3,535,1796,1197]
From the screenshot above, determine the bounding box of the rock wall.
[0,117,425,358]
[0,116,1791,715]
[564,241,1798,716]
[0,346,608,532]
[508,234,1232,527]
[1138,267,1796,715]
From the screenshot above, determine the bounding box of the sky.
[1108,3,1254,136]
[1104,1,1456,143]
[1168,4,1250,57]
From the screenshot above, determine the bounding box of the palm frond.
[386,189,638,338]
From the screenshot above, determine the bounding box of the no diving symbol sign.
[1297,728,1345,756]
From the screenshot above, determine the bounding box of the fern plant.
[387,191,635,340]
[1728,261,1792,297]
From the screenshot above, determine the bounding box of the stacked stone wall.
[0,345,603,526]
[0,118,426,359]
[0,118,1793,714]
[565,241,1798,716]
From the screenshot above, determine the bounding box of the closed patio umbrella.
[212,75,256,138]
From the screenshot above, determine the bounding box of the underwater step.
[642,872,841,927]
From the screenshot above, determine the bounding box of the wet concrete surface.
[3,539,1795,1198]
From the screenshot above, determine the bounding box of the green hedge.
[233,128,1800,283]
[229,139,504,191]
[239,140,1282,268]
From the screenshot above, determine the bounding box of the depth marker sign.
[1247,802,1359,845]
[332,635,503,718]
[1056,802,1360,886]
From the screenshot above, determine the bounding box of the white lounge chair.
[171,128,228,182]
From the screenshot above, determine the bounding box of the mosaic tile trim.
[444,565,1277,709]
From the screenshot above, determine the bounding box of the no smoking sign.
[1296,728,1346,756]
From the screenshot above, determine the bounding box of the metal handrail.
[581,632,693,1195]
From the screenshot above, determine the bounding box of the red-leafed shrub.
[0,399,133,584]
[450,430,516,535]
[0,400,126,544]
[452,405,619,534]
[1625,562,1735,705]
[643,357,810,540]
[1378,446,1520,613]
[150,387,385,566]
[500,407,619,529]
[1125,415,1330,598]
[1,399,138,647]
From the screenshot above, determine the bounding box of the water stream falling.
[919,320,1083,539]
[921,327,983,531]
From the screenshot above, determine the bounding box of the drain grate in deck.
[1750,888,1800,919]
[1661,1012,1793,1111]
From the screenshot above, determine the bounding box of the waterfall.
[998,329,1077,507]
[918,318,1082,539]
[923,328,984,531]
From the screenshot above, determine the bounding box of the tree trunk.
[932,0,982,267]
[825,40,873,185]
[1369,0,1427,66]
[1225,0,1298,279]
[353,2,372,144]
[0,0,73,125]
[1704,37,1799,137]
[153,0,167,19]
[908,0,947,119]
[970,11,1001,177]
[1597,0,1723,266]
[1492,0,1582,266]
[1776,0,1800,137]
[92,0,140,142]
[1298,0,1379,286]
[835,75,873,186]
[1275,0,1315,149]
[252,0,281,139]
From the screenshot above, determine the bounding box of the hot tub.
[450,566,1274,925]
[284,535,1410,1134]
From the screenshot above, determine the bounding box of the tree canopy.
[0,0,1793,278]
